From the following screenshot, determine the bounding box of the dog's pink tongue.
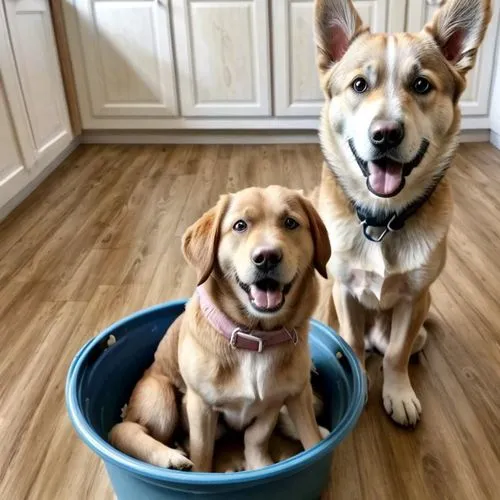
[368,161,403,196]
[250,285,282,310]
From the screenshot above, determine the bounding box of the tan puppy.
[312,0,491,426]
[109,186,331,472]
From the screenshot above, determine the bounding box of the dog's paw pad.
[383,384,421,427]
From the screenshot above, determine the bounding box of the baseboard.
[0,137,80,222]
[490,130,500,150]
[459,130,491,142]
[82,129,320,144]
[82,129,488,145]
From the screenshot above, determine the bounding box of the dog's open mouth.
[348,139,430,198]
[366,158,405,198]
[237,277,293,313]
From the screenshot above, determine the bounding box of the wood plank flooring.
[0,143,499,500]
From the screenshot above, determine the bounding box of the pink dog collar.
[196,286,298,353]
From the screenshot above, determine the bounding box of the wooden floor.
[1,143,499,500]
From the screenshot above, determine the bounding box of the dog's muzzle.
[348,139,430,198]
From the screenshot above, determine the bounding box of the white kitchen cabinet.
[405,0,498,116]
[68,0,178,120]
[62,0,498,131]
[0,0,73,215]
[172,0,271,116]
[272,0,388,117]
[3,0,72,167]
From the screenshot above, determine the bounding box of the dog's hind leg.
[411,327,428,354]
[366,310,391,355]
[109,371,193,470]
[109,421,192,470]
[367,310,427,356]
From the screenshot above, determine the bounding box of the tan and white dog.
[110,186,331,472]
[312,0,491,426]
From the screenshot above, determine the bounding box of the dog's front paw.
[153,449,193,471]
[224,462,246,473]
[382,382,421,427]
[319,426,330,439]
[245,453,274,471]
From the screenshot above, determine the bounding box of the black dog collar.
[354,174,444,242]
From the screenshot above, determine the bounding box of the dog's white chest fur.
[214,352,274,429]
[347,268,410,309]
[325,215,444,310]
[190,349,290,432]
[237,351,269,401]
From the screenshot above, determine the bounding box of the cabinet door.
[272,0,388,117]
[172,0,271,116]
[72,0,178,118]
[0,89,29,206]
[0,2,33,206]
[406,0,498,116]
[4,0,72,167]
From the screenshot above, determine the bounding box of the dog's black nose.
[369,120,405,149]
[252,247,282,272]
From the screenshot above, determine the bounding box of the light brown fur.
[109,186,331,471]
[313,0,491,426]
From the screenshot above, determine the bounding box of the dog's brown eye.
[284,217,299,230]
[413,77,432,95]
[352,77,369,93]
[233,220,247,232]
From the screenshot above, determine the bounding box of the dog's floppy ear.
[314,0,367,73]
[298,196,331,279]
[182,195,230,286]
[424,0,492,76]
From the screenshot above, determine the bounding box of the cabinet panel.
[0,88,26,188]
[406,0,498,116]
[273,0,388,116]
[173,0,271,116]
[4,0,72,163]
[73,0,178,117]
[0,3,33,164]
[0,1,33,206]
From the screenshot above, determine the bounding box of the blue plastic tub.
[66,299,366,500]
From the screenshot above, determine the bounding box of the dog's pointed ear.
[424,0,492,76]
[298,196,331,279]
[182,195,230,286]
[314,0,367,73]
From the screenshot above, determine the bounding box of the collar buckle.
[360,214,397,243]
[285,327,298,346]
[230,328,264,353]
